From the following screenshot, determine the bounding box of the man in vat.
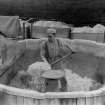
[41,28,63,69]
[40,28,73,92]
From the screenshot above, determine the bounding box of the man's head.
[46,28,56,42]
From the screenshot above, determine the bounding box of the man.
[40,28,67,92]
[41,28,64,70]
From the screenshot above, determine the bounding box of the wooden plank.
[62,98,77,105]
[50,99,61,105]
[33,99,39,105]
[77,98,86,105]
[60,98,70,105]
[67,98,73,105]
[16,96,24,105]
[23,97,35,105]
[72,98,77,105]
[29,98,35,105]
[94,96,103,105]
[23,22,26,39]
[9,95,17,105]
[0,92,6,105]
[100,96,105,105]
[39,99,50,105]
[86,97,94,105]
[64,98,77,105]
[4,94,17,105]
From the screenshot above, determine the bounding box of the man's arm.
[40,42,48,63]
[59,39,75,56]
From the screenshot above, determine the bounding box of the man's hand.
[42,56,48,63]
[43,59,48,63]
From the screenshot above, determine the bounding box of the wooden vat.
[1,38,105,105]
[0,83,105,105]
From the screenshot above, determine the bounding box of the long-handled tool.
[51,51,75,66]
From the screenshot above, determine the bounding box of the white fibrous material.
[27,62,51,92]
[27,62,51,76]
[64,69,95,92]
[72,26,92,33]
[72,24,105,34]
[93,24,105,33]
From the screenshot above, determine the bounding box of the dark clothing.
[45,78,67,92]
[41,39,67,92]
[41,39,64,69]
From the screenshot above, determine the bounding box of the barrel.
[1,39,105,105]
[0,83,104,105]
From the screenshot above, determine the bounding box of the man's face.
[47,33,55,42]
